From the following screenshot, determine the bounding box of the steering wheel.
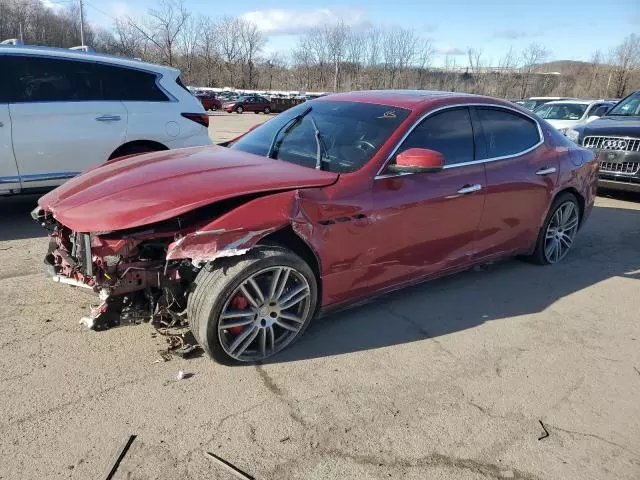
[354,140,376,153]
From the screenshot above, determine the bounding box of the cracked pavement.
[0,113,639,479]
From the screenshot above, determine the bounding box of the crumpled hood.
[39,146,338,232]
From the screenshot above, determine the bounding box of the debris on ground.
[176,370,194,380]
[537,420,550,440]
[104,434,136,480]
[205,451,255,480]
[634,366,640,376]
[170,343,201,359]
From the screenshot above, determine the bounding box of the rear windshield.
[230,101,410,173]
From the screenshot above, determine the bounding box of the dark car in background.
[195,91,222,111]
[223,95,271,114]
[566,90,640,193]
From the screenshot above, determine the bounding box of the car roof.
[315,90,513,110]
[0,45,178,75]
[541,99,611,106]
[528,96,574,100]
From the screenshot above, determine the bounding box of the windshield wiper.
[267,106,312,158]
[308,115,328,170]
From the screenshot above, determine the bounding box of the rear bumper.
[598,178,640,193]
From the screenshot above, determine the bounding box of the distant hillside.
[535,60,595,74]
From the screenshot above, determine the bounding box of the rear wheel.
[187,247,318,364]
[264,107,271,114]
[528,193,580,265]
[236,106,244,114]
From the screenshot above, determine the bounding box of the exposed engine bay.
[30,195,275,350]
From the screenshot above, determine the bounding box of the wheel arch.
[552,187,585,227]
[108,140,169,160]
[258,226,323,302]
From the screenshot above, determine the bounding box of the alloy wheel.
[218,266,312,362]
[544,201,579,264]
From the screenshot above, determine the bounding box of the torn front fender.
[165,190,298,264]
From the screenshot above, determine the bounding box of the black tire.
[526,192,581,265]
[109,144,160,160]
[187,246,318,365]
[264,107,271,114]
[236,106,243,114]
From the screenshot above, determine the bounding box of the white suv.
[0,46,211,195]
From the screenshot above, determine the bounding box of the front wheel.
[236,106,244,114]
[187,247,318,364]
[264,107,271,114]
[528,193,581,265]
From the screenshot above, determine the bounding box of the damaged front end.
[31,190,298,337]
[32,206,199,338]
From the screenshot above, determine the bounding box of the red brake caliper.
[229,294,250,335]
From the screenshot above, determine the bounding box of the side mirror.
[387,148,445,174]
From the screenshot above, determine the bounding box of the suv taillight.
[181,113,209,128]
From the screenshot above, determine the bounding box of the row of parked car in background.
[191,88,327,114]
[511,94,640,193]
[1,41,638,197]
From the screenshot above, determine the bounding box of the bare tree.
[197,16,220,87]
[416,38,435,89]
[467,47,485,94]
[216,16,243,86]
[609,34,640,98]
[519,43,550,98]
[239,19,265,89]
[325,21,348,91]
[109,18,148,58]
[126,0,189,66]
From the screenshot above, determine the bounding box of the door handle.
[535,167,557,176]
[95,115,121,122]
[457,184,482,194]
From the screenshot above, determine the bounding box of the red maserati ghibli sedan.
[33,90,598,364]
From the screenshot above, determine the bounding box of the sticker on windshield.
[377,110,397,119]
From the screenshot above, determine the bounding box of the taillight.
[181,113,209,128]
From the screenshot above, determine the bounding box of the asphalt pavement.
[0,113,638,479]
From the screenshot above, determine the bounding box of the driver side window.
[393,107,474,166]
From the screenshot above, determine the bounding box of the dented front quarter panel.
[166,190,299,264]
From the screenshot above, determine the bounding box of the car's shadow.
[2,193,639,364]
[0,194,47,241]
[267,201,640,364]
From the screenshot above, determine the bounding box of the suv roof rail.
[69,45,94,52]
[0,38,23,45]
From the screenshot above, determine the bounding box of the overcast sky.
[77,0,640,66]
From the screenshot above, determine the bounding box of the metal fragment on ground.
[104,434,136,480]
[205,451,255,480]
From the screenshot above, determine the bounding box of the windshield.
[535,103,587,120]
[521,100,552,111]
[229,101,410,173]
[607,91,640,116]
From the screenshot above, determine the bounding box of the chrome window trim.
[374,102,545,179]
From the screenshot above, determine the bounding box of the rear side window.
[476,108,540,158]
[9,56,102,102]
[94,63,169,102]
[7,55,169,103]
[394,107,475,166]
